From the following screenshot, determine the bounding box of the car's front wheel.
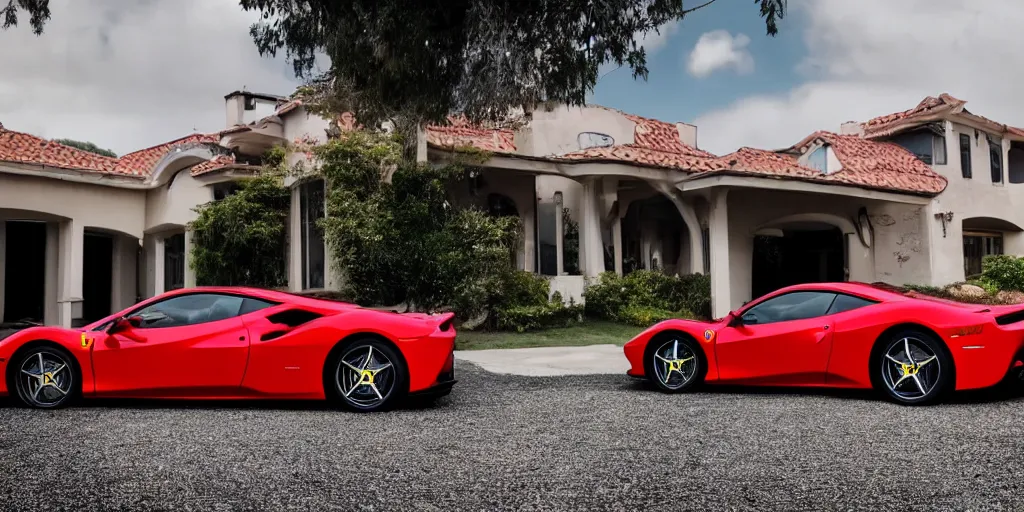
[8,344,80,409]
[326,338,408,412]
[875,329,953,406]
[644,335,706,393]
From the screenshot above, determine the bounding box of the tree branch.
[682,0,718,15]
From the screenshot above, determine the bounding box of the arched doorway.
[751,220,847,298]
[621,196,687,275]
[962,216,1024,278]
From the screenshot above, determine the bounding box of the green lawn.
[455,321,645,351]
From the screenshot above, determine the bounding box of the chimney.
[224,90,284,128]
[840,121,864,136]
[676,122,698,147]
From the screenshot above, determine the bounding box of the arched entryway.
[751,215,851,298]
[962,216,1024,278]
[621,195,688,275]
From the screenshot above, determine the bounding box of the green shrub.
[981,255,1024,292]
[487,270,584,332]
[617,304,691,328]
[583,270,711,322]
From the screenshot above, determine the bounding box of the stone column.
[554,192,565,275]
[153,235,166,295]
[44,223,59,325]
[580,178,606,277]
[708,189,732,318]
[183,229,196,288]
[288,185,303,291]
[56,220,84,328]
[613,215,623,276]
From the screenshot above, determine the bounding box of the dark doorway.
[83,232,113,324]
[752,225,845,298]
[4,221,47,323]
[164,233,185,291]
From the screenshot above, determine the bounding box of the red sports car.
[0,287,457,412]
[624,282,1024,405]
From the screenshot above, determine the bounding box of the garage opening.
[4,221,47,323]
[751,222,846,298]
[82,231,113,324]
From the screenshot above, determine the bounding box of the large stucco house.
[0,90,1021,328]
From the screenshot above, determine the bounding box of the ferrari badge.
[703,329,715,343]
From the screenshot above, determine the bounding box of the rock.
[461,310,489,330]
[946,283,987,298]
[996,290,1024,304]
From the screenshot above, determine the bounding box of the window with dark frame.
[959,134,972,178]
[299,179,326,289]
[932,134,947,165]
[990,138,1003,183]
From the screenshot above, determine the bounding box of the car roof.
[156,286,349,305]
[764,281,909,302]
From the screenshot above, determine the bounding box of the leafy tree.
[1,0,49,34]
[188,148,290,287]
[53,138,117,158]
[315,130,520,315]
[240,0,785,132]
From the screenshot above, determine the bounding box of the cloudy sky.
[1,0,1022,156]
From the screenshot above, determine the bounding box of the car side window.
[826,293,877,315]
[239,298,276,315]
[132,293,246,329]
[741,291,838,325]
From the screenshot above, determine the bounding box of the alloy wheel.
[881,337,941,401]
[652,339,698,391]
[16,350,74,408]
[335,345,396,410]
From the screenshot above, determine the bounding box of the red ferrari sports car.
[0,287,457,412]
[624,282,1024,405]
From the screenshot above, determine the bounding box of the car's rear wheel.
[326,338,408,412]
[875,329,953,406]
[644,335,705,393]
[8,344,80,409]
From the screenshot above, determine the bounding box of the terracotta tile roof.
[549,111,718,170]
[554,145,723,172]
[113,133,220,177]
[189,154,262,177]
[704,132,947,195]
[425,115,517,153]
[862,93,966,138]
[0,127,122,174]
[0,125,223,178]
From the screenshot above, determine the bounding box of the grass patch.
[455,320,645,351]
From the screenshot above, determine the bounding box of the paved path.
[455,344,629,376]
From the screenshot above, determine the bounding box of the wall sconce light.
[934,211,954,237]
[554,191,563,206]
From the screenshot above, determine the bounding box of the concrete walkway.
[455,344,629,376]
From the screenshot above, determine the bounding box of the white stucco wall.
[920,121,1024,284]
[144,170,213,233]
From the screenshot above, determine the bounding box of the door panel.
[91,317,249,395]
[715,318,835,385]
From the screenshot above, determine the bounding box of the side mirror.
[108,316,142,334]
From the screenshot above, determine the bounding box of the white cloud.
[687,30,754,78]
[694,0,1024,155]
[0,0,306,155]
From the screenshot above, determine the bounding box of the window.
[807,146,828,173]
[990,138,1003,183]
[741,291,837,325]
[164,233,185,291]
[130,293,271,329]
[933,135,947,165]
[963,231,1003,278]
[825,294,877,315]
[299,179,326,289]
[213,181,241,201]
[959,134,972,178]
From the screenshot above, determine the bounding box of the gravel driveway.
[1,363,1023,511]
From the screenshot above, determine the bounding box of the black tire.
[7,344,81,409]
[644,334,706,393]
[324,338,408,412]
[873,328,953,406]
